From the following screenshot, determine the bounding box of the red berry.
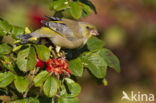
[47,66,52,72]
[46,57,71,75]
[64,68,72,74]
[55,68,63,74]
[36,56,45,68]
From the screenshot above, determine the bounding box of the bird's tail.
[17,34,32,43]
[45,16,62,21]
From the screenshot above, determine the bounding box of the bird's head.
[79,22,99,38]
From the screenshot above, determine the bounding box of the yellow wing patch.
[39,27,66,37]
[29,37,38,41]
[25,27,31,34]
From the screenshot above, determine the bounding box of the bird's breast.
[50,36,86,49]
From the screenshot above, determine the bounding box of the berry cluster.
[36,56,71,75]
[46,57,71,75]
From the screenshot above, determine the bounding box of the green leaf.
[1,56,15,71]
[80,0,97,14]
[60,85,68,97]
[28,97,40,103]
[68,58,83,77]
[51,98,55,103]
[87,37,105,51]
[10,97,40,103]
[82,4,92,14]
[10,99,28,103]
[58,97,80,103]
[81,10,88,18]
[35,45,50,62]
[66,83,81,97]
[0,43,12,55]
[17,46,37,72]
[53,0,69,11]
[38,97,52,103]
[0,72,14,88]
[65,78,81,97]
[11,26,24,39]
[13,45,23,52]
[33,71,49,87]
[43,76,58,97]
[0,19,12,37]
[14,76,29,93]
[49,3,54,11]
[70,2,82,19]
[64,78,74,84]
[62,8,71,18]
[81,52,107,78]
[97,48,120,72]
[81,3,92,17]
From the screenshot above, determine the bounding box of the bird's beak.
[90,29,99,36]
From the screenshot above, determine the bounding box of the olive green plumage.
[17,16,98,49]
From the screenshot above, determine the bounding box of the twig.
[51,50,57,59]
[23,68,39,98]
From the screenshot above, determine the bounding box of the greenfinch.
[17,16,99,50]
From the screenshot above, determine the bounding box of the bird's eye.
[86,26,91,30]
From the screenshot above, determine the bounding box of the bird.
[17,16,99,52]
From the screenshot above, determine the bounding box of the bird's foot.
[57,51,65,58]
[56,46,61,53]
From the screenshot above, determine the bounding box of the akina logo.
[121,91,154,102]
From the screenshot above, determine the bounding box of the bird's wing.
[41,20,76,41]
[30,27,59,37]
[44,16,79,33]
